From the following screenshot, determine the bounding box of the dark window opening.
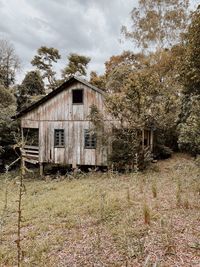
[54,129,65,147]
[84,129,96,149]
[23,128,39,146]
[72,89,83,104]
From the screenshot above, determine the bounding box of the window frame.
[84,129,96,149]
[72,89,84,104]
[54,129,65,147]
[22,127,39,146]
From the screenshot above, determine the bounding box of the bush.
[154,144,173,159]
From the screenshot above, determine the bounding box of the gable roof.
[14,76,105,119]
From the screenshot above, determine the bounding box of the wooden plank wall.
[21,81,108,166]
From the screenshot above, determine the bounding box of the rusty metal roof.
[14,76,105,119]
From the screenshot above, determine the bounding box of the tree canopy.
[62,53,91,79]
[0,40,20,88]
[31,46,61,90]
[122,0,190,51]
[178,6,200,155]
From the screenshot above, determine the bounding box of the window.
[84,129,96,149]
[54,129,64,147]
[23,128,39,146]
[72,89,83,104]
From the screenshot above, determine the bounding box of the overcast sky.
[0,0,137,82]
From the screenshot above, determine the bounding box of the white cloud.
[0,0,137,82]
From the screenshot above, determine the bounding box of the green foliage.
[21,70,45,95]
[180,7,200,95]
[0,85,16,128]
[119,1,190,158]
[104,46,183,165]
[0,40,20,88]
[122,0,190,51]
[16,71,45,112]
[178,7,200,155]
[0,85,17,160]
[89,71,106,90]
[109,128,140,169]
[178,97,200,155]
[89,104,104,130]
[106,68,160,128]
[105,51,146,93]
[31,46,61,90]
[62,53,91,79]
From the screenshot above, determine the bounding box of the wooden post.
[72,162,77,169]
[21,127,24,144]
[39,163,44,177]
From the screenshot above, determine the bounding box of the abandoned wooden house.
[14,76,153,174]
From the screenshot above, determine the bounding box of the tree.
[21,70,45,95]
[122,0,190,52]
[16,70,45,112]
[179,6,200,95]
[105,51,147,93]
[178,6,200,155]
[0,85,17,153]
[178,96,200,155]
[89,71,106,89]
[0,40,20,88]
[62,53,91,79]
[105,51,145,76]
[106,68,160,128]
[120,0,191,156]
[105,45,182,159]
[31,46,61,90]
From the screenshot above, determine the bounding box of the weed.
[126,187,131,206]
[0,153,199,266]
[143,201,151,225]
[183,196,190,209]
[99,191,106,222]
[176,179,182,207]
[151,178,157,198]
[161,220,176,255]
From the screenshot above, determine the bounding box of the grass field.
[0,153,200,266]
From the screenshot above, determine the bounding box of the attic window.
[72,89,83,104]
[84,129,96,149]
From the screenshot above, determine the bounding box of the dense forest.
[0,1,200,169]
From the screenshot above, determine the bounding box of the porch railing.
[21,145,39,164]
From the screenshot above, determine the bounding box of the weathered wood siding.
[21,81,108,166]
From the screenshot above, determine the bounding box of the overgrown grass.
[0,154,199,266]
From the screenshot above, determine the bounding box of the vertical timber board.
[80,122,84,165]
[63,121,68,164]
[21,119,39,128]
[64,90,70,121]
[39,121,44,163]
[83,121,96,165]
[76,121,81,165]
[72,105,84,120]
[68,121,73,165]
[68,88,73,121]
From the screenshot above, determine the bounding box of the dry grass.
[0,153,200,266]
